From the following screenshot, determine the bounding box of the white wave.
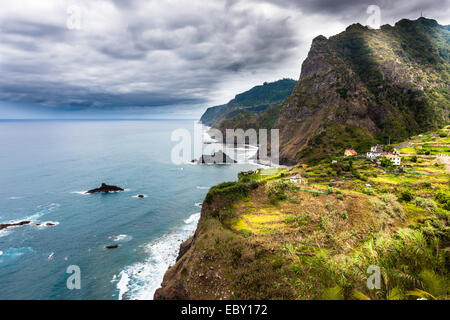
[25,203,60,221]
[132,194,148,198]
[109,234,133,243]
[184,212,201,224]
[0,230,11,238]
[8,196,23,200]
[196,186,209,190]
[48,252,54,260]
[71,191,89,195]
[0,247,34,264]
[115,213,200,300]
[36,221,59,228]
[194,202,202,208]
[117,271,130,300]
[0,250,3,256]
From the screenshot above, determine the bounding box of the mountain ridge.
[200,79,296,127]
[203,17,449,165]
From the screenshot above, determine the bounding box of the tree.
[380,157,391,167]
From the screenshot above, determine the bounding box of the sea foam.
[114,212,200,300]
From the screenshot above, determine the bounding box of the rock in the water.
[0,221,31,231]
[87,183,124,194]
[194,150,237,165]
[138,195,145,198]
[106,244,119,249]
[46,222,56,226]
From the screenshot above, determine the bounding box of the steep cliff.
[200,79,296,127]
[214,18,450,165]
[154,128,450,299]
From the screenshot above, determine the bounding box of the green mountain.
[213,18,450,165]
[200,79,296,127]
[155,17,450,301]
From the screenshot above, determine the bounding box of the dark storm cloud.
[0,0,448,115]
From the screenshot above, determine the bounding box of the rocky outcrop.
[0,221,31,231]
[193,151,237,164]
[87,183,124,194]
[176,236,193,261]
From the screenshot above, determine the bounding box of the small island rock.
[0,221,31,231]
[87,183,124,194]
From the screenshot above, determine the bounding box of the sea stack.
[87,183,124,194]
[194,150,237,164]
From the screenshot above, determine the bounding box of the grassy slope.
[160,127,450,300]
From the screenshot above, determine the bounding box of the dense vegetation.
[200,79,296,127]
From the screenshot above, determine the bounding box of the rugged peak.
[345,23,368,32]
[312,35,328,43]
[275,16,449,164]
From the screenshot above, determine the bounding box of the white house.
[385,154,401,166]
[366,152,379,159]
[288,175,302,184]
[367,145,384,160]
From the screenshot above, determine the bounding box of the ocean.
[0,119,256,299]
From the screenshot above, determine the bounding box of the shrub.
[413,197,437,212]
[435,192,450,211]
[238,229,253,238]
[400,190,414,202]
[380,157,392,167]
[363,187,375,196]
[285,213,310,227]
[341,211,348,220]
[267,180,291,202]
[205,181,250,204]
[337,194,344,201]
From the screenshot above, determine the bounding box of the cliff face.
[200,79,296,127]
[211,18,449,165]
[154,127,450,299]
[276,18,449,164]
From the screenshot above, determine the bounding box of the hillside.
[212,18,450,165]
[200,79,296,127]
[155,126,450,300]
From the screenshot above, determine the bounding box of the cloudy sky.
[0,0,449,118]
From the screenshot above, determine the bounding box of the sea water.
[0,119,256,299]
